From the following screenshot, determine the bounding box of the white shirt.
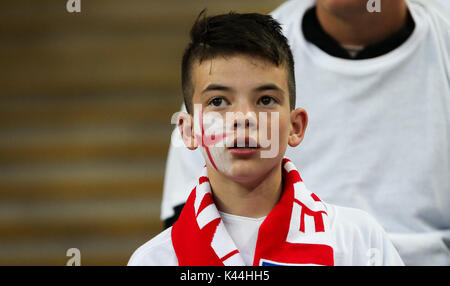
[219,212,265,266]
[436,0,450,11]
[129,204,404,266]
[161,0,450,265]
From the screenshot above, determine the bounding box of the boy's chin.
[227,156,282,184]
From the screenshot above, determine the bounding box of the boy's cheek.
[259,113,291,159]
[195,113,234,149]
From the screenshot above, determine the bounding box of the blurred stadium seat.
[0,0,284,265]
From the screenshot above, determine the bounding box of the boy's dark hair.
[181,10,296,114]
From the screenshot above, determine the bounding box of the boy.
[128,11,403,266]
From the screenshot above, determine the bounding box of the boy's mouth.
[227,137,259,149]
[227,137,260,157]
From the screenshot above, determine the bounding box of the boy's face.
[180,54,307,186]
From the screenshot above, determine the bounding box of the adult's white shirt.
[129,204,404,266]
[161,0,450,265]
[436,0,450,11]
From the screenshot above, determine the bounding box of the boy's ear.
[288,108,308,148]
[178,112,198,150]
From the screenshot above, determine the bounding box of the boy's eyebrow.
[252,84,284,94]
[201,84,234,95]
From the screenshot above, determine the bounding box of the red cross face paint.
[194,106,235,176]
[192,104,280,177]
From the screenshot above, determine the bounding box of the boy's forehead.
[191,54,289,92]
[193,54,278,74]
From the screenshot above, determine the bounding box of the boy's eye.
[258,96,276,106]
[208,97,228,107]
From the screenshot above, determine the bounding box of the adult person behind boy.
[436,0,450,10]
[161,0,450,265]
[129,12,403,266]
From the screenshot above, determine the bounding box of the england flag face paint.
[193,104,235,176]
[192,104,281,177]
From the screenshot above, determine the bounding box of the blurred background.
[0,0,285,265]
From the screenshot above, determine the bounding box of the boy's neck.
[207,163,283,218]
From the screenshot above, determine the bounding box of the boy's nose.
[232,111,257,129]
[227,101,258,131]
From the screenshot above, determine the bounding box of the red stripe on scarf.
[197,193,214,216]
[199,176,209,184]
[311,193,321,202]
[172,188,223,265]
[220,249,239,262]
